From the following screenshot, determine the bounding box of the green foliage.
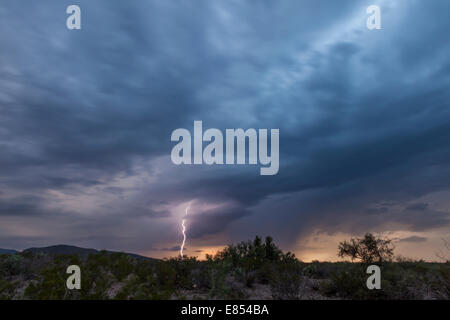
[211,236,285,288]
[318,260,448,300]
[133,261,176,299]
[269,256,303,299]
[25,266,66,299]
[438,262,450,298]
[190,260,211,290]
[0,254,25,276]
[0,279,17,299]
[109,253,134,281]
[320,264,370,298]
[216,236,282,268]
[1,236,449,300]
[167,256,198,289]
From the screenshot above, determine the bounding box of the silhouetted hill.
[22,244,155,261]
[24,245,97,256]
[0,248,18,254]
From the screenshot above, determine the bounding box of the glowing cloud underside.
[180,201,192,257]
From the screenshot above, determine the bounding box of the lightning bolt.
[180,201,191,258]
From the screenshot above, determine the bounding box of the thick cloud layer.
[0,0,449,259]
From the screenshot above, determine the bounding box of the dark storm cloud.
[1,0,450,252]
[399,236,428,243]
[0,195,46,216]
[149,246,181,252]
[405,203,429,211]
[188,204,252,239]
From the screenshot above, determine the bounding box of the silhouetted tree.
[338,233,394,264]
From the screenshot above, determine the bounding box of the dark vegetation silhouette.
[337,233,394,264]
[0,234,448,300]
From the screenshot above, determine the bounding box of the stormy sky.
[0,0,449,260]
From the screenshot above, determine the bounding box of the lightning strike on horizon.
[180,201,192,258]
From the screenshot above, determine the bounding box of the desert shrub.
[73,254,111,300]
[438,262,450,298]
[190,261,211,290]
[134,260,154,281]
[145,261,176,299]
[216,236,282,269]
[80,268,110,300]
[321,263,408,299]
[233,265,256,288]
[301,263,317,278]
[167,256,198,289]
[16,252,50,279]
[87,251,110,268]
[0,254,25,276]
[254,262,275,284]
[380,267,423,299]
[320,264,366,298]
[134,270,175,300]
[109,253,134,281]
[269,254,302,300]
[338,233,394,265]
[374,260,448,299]
[24,281,40,298]
[311,261,338,279]
[76,252,134,298]
[212,236,288,288]
[299,261,335,279]
[7,235,448,301]
[24,266,66,299]
[221,276,248,299]
[114,274,141,300]
[53,254,82,268]
[113,271,164,300]
[206,256,234,299]
[0,280,17,299]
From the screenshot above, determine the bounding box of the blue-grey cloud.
[0,0,449,254]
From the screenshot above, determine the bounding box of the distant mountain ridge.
[23,245,98,256]
[2,244,154,260]
[0,248,18,254]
